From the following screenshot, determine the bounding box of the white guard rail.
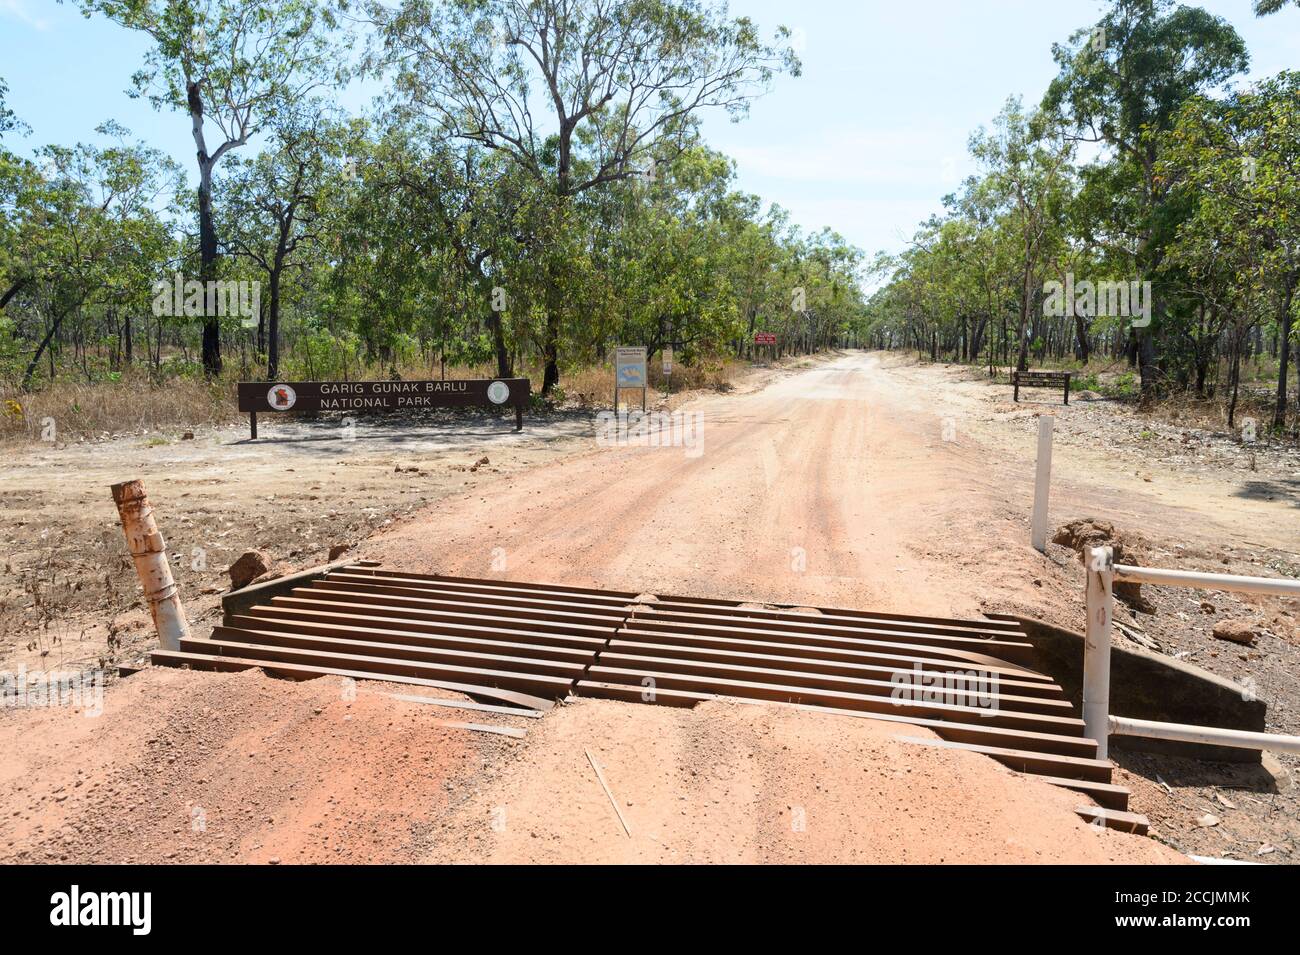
[1083,547,1300,759]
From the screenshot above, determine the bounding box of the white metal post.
[1031,415,1054,552]
[1083,545,1114,759]
[111,479,191,651]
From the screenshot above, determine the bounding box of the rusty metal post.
[110,480,191,651]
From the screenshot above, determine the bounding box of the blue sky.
[2,0,1297,262]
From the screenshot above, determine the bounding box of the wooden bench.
[1012,370,1071,405]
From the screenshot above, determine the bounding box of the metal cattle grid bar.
[151,564,1136,820]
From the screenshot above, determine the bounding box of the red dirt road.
[373,350,1259,618]
[373,352,988,614]
[425,697,1184,864]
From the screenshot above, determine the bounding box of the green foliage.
[864,0,1297,431]
[0,76,29,140]
[2,2,860,400]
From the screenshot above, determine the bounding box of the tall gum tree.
[218,105,347,380]
[969,99,1074,372]
[1041,0,1247,401]
[1160,72,1300,430]
[369,0,796,393]
[73,0,339,375]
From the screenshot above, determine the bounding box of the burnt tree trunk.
[1273,280,1295,430]
[1074,314,1090,363]
[22,312,64,391]
[190,81,223,377]
[487,307,512,378]
[267,265,282,380]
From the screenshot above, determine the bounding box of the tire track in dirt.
[371,350,1295,627]
[370,355,970,614]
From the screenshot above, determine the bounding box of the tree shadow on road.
[1233,478,1300,508]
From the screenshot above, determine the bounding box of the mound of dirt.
[0,668,509,864]
[1052,518,1153,611]
[422,698,1186,864]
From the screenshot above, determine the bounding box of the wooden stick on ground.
[585,749,632,838]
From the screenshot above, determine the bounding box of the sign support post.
[614,346,648,413]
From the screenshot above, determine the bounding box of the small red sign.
[754,333,776,345]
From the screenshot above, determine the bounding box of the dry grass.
[976,355,1297,437]
[563,356,746,410]
[1138,388,1284,433]
[0,374,239,444]
[0,355,755,443]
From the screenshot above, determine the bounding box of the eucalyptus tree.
[969,99,1074,371]
[369,0,797,392]
[13,140,174,388]
[218,104,353,378]
[74,0,341,374]
[925,216,990,363]
[0,78,34,315]
[0,155,40,318]
[718,195,785,355]
[369,121,547,378]
[949,180,1017,369]
[1161,72,1300,428]
[1042,0,1248,398]
[0,77,28,141]
[90,122,184,368]
[596,143,744,359]
[791,228,864,353]
[320,131,445,371]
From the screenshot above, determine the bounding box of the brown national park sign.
[237,378,531,438]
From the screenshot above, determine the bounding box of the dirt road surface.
[0,667,1185,864]
[373,351,1298,616]
[0,411,591,675]
[424,696,1184,864]
[4,351,1296,863]
[369,350,1297,861]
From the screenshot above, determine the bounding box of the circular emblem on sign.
[486,380,510,405]
[267,384,297,411]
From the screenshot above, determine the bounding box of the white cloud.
[0,0,51,31]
